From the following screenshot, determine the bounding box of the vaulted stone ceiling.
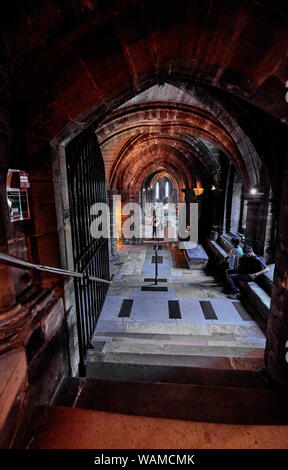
[95,84,267,195]
[96,91,224,193]
[2,0,287,196]
[2,0,288,137]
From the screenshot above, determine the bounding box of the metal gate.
[66,126,110,375]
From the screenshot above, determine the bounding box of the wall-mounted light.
[193,187,204,196]
[193,180,204,196]
[211,185,216,191]
[250,187,257,195]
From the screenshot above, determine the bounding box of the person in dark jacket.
[226,245,269,299]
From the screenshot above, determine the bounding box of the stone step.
[29,404,288,449]
[95,320,263,336]
[51,376,288,425]
[91,338,265,359]
[97,342,264,356]
[92,334,266,350]
[92,331,262,342]
[86,348,264,385]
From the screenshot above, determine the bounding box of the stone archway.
[1,0,288,388]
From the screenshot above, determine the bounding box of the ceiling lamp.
[193,181,204,196]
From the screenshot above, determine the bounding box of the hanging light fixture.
[193,180,204,196]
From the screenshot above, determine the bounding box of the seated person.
[217,237,243,279]
[178,225,190,241]
[226,245,269,299]
[178,225,192,249]
[227,237,243,270]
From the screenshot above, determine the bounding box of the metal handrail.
[0,252,111,285]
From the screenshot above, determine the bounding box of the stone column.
[230,180,243,233]
[0,67,26,355]
[210,189,225,239]
[264,196,280,264]
[265,167,288,385]
[25,137,62,288]
[122,192,142,245]
[184,189,196,227]
[107,190,119,260]
[223,163,235,234]
[0,207,18,312]
[0,67,18,312]
[244,195,265,253]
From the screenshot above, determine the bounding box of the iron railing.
[66,126,110,375]
[0,252,111,284]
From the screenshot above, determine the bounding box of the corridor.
[89,242,265,382]
[1,0,288,451]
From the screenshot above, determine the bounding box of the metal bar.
[0,252,111,285]
[81,237,106,274]
[155,245,158,285]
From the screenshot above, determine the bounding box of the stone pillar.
[223,163,235,233]
[25,137,62,288]
[264,196,280,264]
[230,180,243,233]
[244,195,265,253]
[0,67,28,355]
[239,194,247,233]
[0,209,17,311]
[107,190,119,260]
[120,190,141,244]
[0,67,18,312]
[184,189,196,227]
[265,168,288,385]
[210,189,225,239]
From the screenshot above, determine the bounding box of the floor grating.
[141,286,168,292]
[199,300,218,320]
[233,301,251,321]
[168,300,182,319]
[118,299,133,318]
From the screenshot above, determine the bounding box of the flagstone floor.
[93,243,265,358]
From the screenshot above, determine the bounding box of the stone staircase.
[46,368,288,427]
[28,328,288,448]
[30,401,288,449]
[28,348,288,449]
[86,320,265,383]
